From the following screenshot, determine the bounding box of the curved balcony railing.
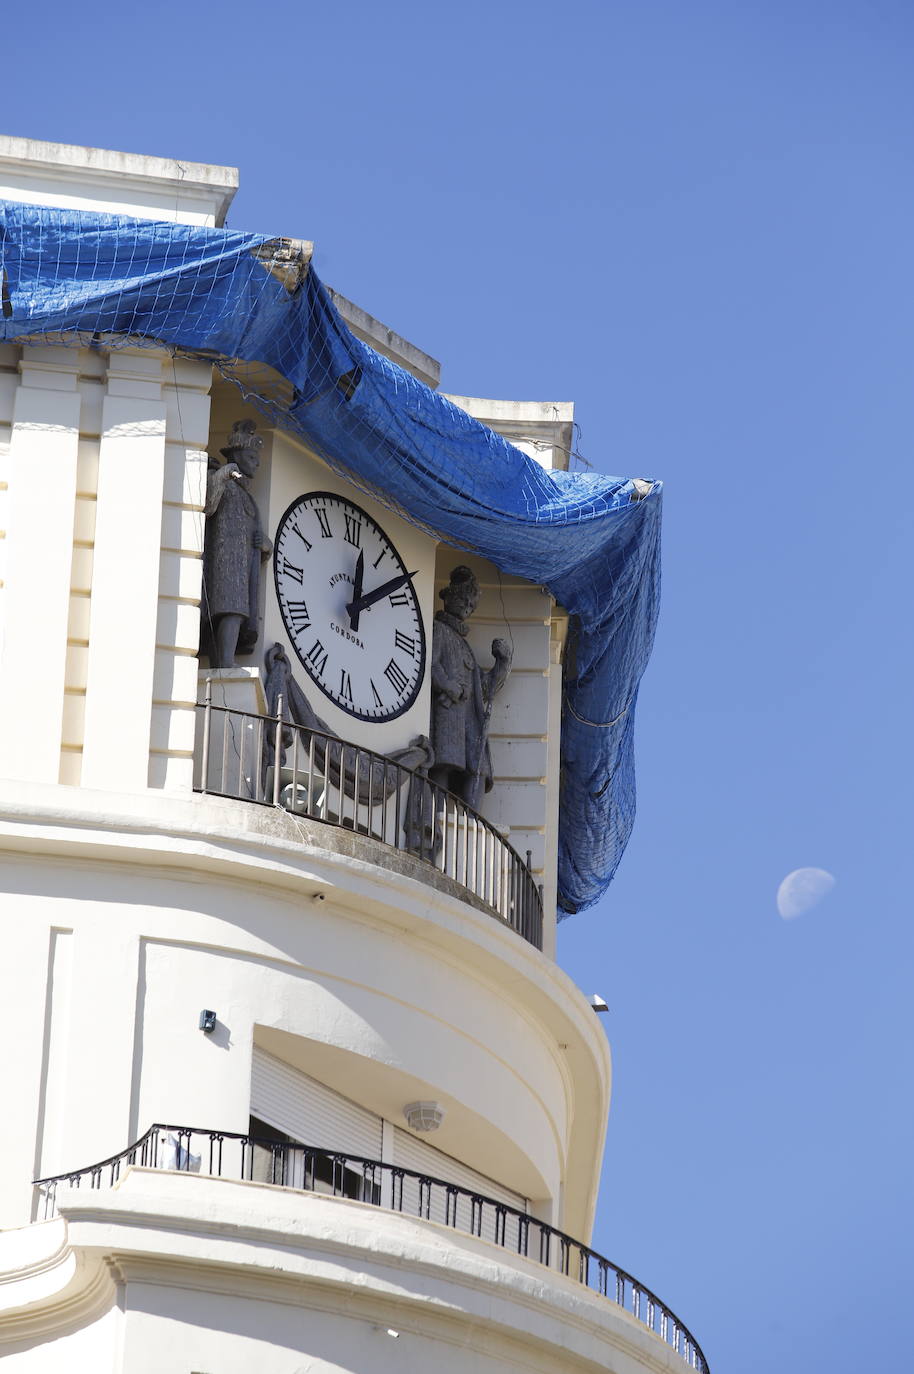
[193,697,543,950]
[35,1124,709,1372]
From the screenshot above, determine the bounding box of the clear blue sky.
[8,2,912,1369]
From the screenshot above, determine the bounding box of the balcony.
[35,1124,709,1373]
[194,697,544,950]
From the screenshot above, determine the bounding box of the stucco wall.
[0,785,609,1240]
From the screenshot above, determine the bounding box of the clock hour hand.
[346,568,418,619]
[348,549,365,632]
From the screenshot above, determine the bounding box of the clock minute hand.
[346,569,418,618]
[348,549,365,632]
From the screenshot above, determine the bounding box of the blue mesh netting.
[0,200,662,915]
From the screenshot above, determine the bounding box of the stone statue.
[202,420,272,668]
[429,566,513,811]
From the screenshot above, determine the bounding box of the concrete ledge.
[444,396,576,472]
[328,288,440,389]
[0,135,238,227]
[0,1170,692,1374]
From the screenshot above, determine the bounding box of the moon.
[776,867,836,920]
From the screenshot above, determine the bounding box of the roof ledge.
[444,396,576,471]
[329,288,440,390]
[0,134,238,227]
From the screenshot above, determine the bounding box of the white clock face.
[273,492,426,722]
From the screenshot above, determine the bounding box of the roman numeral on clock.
[384,658,409,695]
[344,514,362,547]
[389,589,409,607]
[372,548,388,570]
[283,559,304,584]
[394,630,416,658]
[305,639,329,675]
[291,523,312,552]
[339,668,353,703]
[286,600,310,632]
[315,508,332,539]
[370,679,383,709]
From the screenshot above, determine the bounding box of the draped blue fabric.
[0,201,662,914]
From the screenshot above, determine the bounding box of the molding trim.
[50,1173,680,1374]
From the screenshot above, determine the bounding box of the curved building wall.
[0,782,610,1240]
[0,1174,695,1374]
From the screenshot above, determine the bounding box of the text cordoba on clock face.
[273,492,426,722]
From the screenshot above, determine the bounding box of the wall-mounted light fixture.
[199,1009,217,1034]
[403,1101,444,1132]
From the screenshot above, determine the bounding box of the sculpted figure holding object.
[429,566,512,811]
[202,420,272,668]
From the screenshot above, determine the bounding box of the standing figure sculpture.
[202,420,272,668]
[429,566,513,811]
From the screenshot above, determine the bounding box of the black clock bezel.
[273,490,426,723]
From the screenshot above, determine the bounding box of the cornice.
[54,1173,682,1374]
[0,1245,115,1345]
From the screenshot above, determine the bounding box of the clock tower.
[0,136,708,1374]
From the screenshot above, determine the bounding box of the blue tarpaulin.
[0,201,662,915]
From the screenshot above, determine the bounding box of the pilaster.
[149,356,213,790]
[81,350,167,791]
[0,346,81,783]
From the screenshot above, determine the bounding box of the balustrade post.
[255,714,265,801]
[272,693,284,806]
[220,704,231,794]
[308,734,317,818]
[290,722,300,807]
[200,677,212,792]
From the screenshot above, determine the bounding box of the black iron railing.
[194,693,543,950]
[35,1124,708,1372]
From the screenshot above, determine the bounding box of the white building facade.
[0,139,707,1373]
